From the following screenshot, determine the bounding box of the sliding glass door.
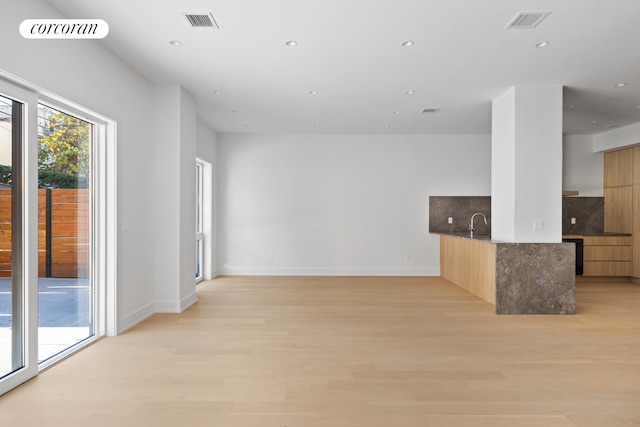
[0,74,113,396]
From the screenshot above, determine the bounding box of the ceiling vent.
[183,12,219,29]
[505,11,551,29]
[422,108,440,114]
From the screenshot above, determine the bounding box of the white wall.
[154,85,198,312]
[593,121,640,152]
[218,133,491,276]
[154,86,180,309]
[178,88,197,306]
[491,88,516,240]
[563,134,603,196]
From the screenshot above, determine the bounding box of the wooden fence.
[0,189,89,278]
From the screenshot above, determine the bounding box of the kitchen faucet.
[469,212,488,238]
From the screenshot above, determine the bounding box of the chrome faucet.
[469,212,487,238]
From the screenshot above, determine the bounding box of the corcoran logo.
[19,19,109,39]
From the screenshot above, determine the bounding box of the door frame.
[196,157,213,281]
[0,77,39,394]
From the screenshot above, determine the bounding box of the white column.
[491,85,563,243]
[154,84,198,312]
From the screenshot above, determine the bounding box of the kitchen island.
[437,232,575,314]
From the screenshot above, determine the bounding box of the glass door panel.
[0,94,23,379]
[37,104,93,363]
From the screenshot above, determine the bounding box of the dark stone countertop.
[430,231,495,242]
[435,231,600,244]
[562,232,631,237]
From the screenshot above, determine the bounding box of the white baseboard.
[180,291,199,311]
[117,302,155,334]
[117,292,199,334]
[219,266,440,276]
[155,291,199,313]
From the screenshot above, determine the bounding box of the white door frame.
[196,157,213,281]
[0,76,39,394]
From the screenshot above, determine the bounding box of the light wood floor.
[1,276,639,426]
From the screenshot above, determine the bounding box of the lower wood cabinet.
[582,235,632,276]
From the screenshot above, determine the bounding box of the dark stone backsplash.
[429,196,491,235]
[429,196,604,236]
[562,197,604,234]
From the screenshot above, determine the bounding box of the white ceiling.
[46,0,640,135]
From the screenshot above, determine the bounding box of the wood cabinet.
[583,235,632,276]
[588,146,640,277]
[604,186,633,233]
[440,235,496,304]
[634,146,640,277]
[634,184,640,277]
[604,148,633,234]
[604,148,633,187]
[633,146,640,184]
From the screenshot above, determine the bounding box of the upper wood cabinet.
[633,185,640,277]
[604,186,633,233]
[604,148,633,187]
[604,148,634,234]
[634,146,640,185]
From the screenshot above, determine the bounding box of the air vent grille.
[422,108,440,114]
[183,12,219,28]
[505,11,550,29]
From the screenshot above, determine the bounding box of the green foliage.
[39,111,90,178]
[0,165,86,189]
[0,109,90,189]
[38,170,87,189]
[0,164,11,186]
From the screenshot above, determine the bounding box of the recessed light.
[309,90,319,95]
[405,90,416,95]
[285,40,298,47]
[393,110,401,114]
[591,120,598,124]
[535,41,550,48]
[614,83,627,87]
[214,90,222,94]
[401,40,414,47]
[169,40,182,47]
[384,125,390,128]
